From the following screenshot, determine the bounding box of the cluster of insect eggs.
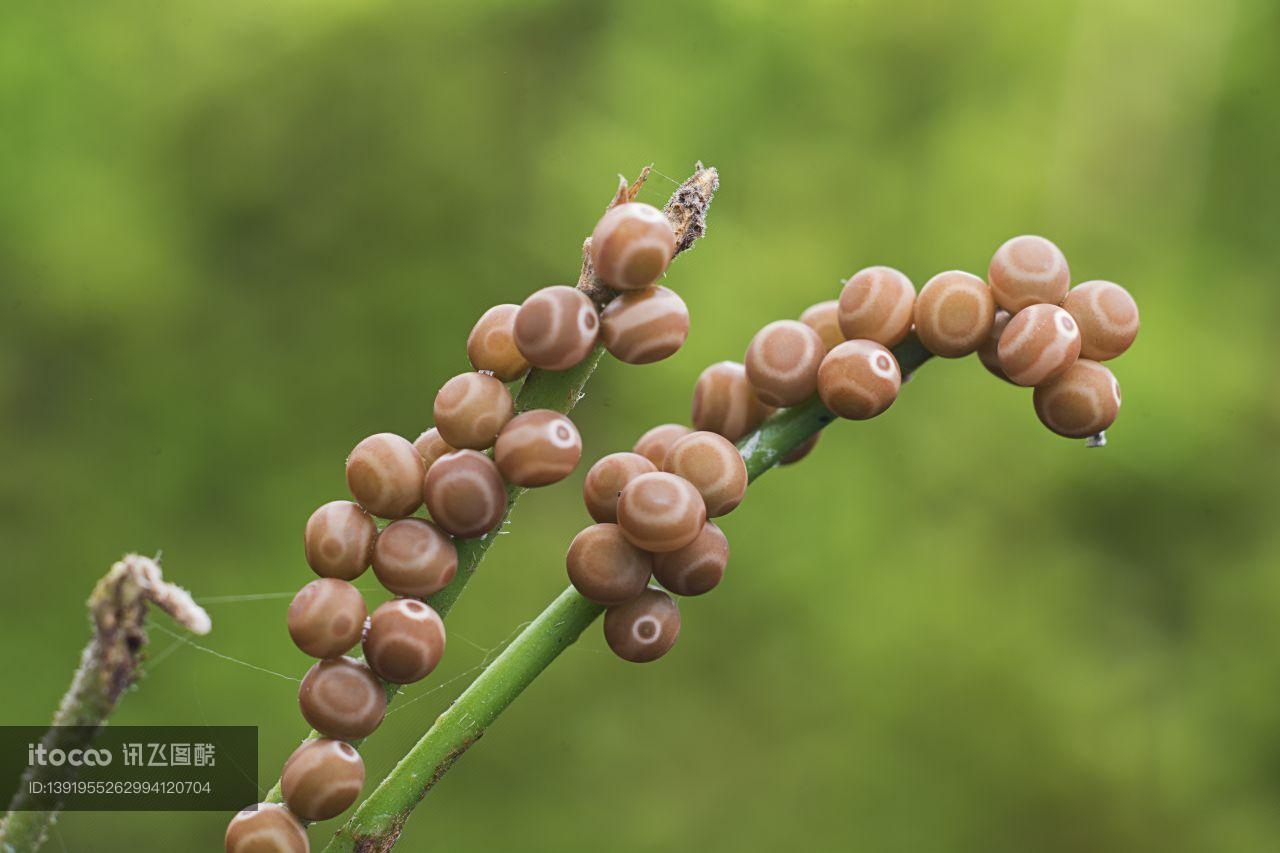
[229,201,686,849]
[228,219,1138,847]
[571,432,740,663]
[796,236,1137,439]
[572,235,1139,668]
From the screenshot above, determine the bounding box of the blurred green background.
[2,0,1278,850]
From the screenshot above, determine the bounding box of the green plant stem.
[326,337,934,852]
[263,165,719,806]
[327,586,602,853]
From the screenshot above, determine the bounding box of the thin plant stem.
[325,338,934,852]
[0,556,211,853]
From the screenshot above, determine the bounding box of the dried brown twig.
[0,555,210,852]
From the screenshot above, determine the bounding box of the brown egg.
[779,433,820,465]
[298,657,386,741]
[616,472,706,553]
[977,309,1014,383]
[582,452,658,524]
[287,579,367,659]
[433,372,514,451]
[743,320,826,407]
[603,588,680,663]
[493,409,582,487]
[599,285,689,364]
[652,522,728,596]
[997,304,1081,387]
[304,500,377,581]
[837,265,916,346]
[281,738,365,822]
[345,433,425,519]
[817,339,902,420]
[371,518,457,598]
[799,300,844,353]
[632,423,693,468]
[421,450,506,539]
[362,599,446,685]
[1062,280,1139,361]
[662,431,747,517]
[225,803,309,853]
[1032,359,1121,438]
[565,523,653,605]
[691,361,773,441]
[412,427,455,471]
[467,303,531,381]
[513,285,599,371]
[589,202,677,291]
[913,271,997,357]
[988,235,1070,312]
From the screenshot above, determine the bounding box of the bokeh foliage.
[1,0,1277,850]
